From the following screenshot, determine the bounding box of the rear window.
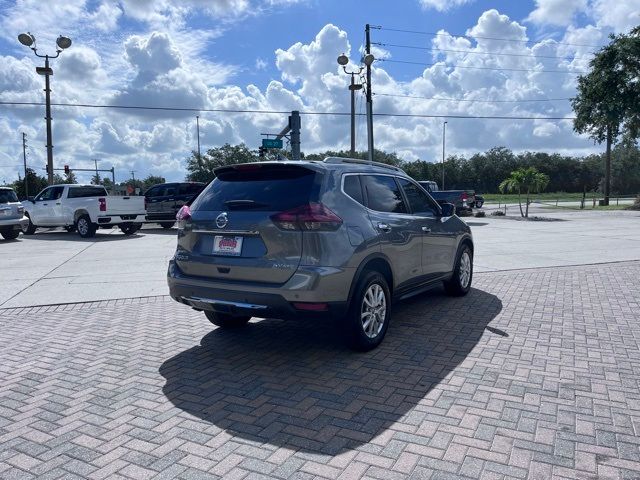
[0,189,18,203]
[192,165,320,212]
[68,186,107,198]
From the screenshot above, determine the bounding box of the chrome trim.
[182,296,268,310]
[192,229,260,236]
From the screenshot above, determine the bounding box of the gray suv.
[0,187,29,240]
[167,158,473,350]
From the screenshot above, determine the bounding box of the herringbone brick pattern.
[1,262,639,479]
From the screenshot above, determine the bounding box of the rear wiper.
[223,199,269,210]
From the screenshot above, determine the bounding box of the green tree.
[142,175,166,192]
[185,144,257,182]
[572,26,640,204]
[11,168,48,199]
[499,167,550,218]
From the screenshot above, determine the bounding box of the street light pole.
[196,115,201,160]
[365,24,374,162]
[442,121,447,190]
[17,33,72,186]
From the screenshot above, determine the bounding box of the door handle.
[56,202,61,205]
[43,203,48,206]
[421,226,431,233]
[377,223,391,232]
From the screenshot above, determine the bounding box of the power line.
[0,100,576,120]
[375,92,572,103]
[372,41,595,60]
[378,58,586,74]
[374,25,605,49]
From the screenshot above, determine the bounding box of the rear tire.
[443,244,473,296]
[22,214,37,235]
[204,311,251,328]
[345,271,391,351]
[1,228,20,240]
[120,223,142,235]
[76,215,97,238]
[160,222,175,229]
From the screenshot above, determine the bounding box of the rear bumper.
[0,215,29,229]
[167,259,351,320]
[145,213,176,222]
[97,214,146,225]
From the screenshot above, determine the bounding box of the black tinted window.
[164,186,177,196]
[398,178,439,215]
[68,187,106,198]
[343,175,364,205]
[193,166,319,212]
[362,175,407,213]
[178,184,204,196]
[145,186,160,197]
[0,189,18,203]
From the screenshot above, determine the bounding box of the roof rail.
[323,156,404,172]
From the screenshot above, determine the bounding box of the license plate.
[213,235,243,256]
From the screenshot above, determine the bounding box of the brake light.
[461,192,468,201]
[271,203,342,231]
[98,198,106,212]
[176,205,191,221]
[234,164,262,171]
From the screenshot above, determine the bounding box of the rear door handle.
[421,226,431,233]
[56,202,61,205]
[377,223,391,232]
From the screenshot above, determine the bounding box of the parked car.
[144,182,206,228]
[418,181,474,215]
[0,187,29,240]
[22,184,146,238]
[167,158,473,351]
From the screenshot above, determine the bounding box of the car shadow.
[139,227,177,235]
[159,287,503,454]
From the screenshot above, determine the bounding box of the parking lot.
[1,209,640,479]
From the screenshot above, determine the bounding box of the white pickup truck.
[23,184,146,238]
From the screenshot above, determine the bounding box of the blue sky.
[0,0,638,185]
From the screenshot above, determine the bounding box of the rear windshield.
[0,189,18,203]
[68,186,107,198]
[192,165,320,212]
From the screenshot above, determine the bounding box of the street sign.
[262,138,283,149]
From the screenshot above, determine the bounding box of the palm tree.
[499,167,550,218]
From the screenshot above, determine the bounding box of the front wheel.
[1,228,20,240]
[345,271,391,351]
[443,245,473,296]
[22,215,37,235]
[76,215,97,238]
[204,311,251,328]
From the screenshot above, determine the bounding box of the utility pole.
[94,159,100,184]
[365,24,374,162]
[442,121,447,190]
[604,124,612,206]
[290,111,301,161]
[131,170,136,183]
[22,132,28,198]
[196,115,201,160]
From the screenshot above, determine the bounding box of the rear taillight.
[98,198,106,212]
[461,192,468,201]
[17,206,24,214]
[271,203,342,231]
[176,205,191,221]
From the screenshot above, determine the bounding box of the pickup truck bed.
[418,181,474,215]
[23,184,146,238]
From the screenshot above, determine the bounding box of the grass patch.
[483,192,592,203]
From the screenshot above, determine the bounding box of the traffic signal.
[45,164,49,174]
[258,146,265,158]
[64,165,69,174]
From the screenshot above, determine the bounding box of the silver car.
[0,187,29,240]
[167,157,474,350]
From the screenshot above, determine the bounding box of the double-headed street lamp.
[18,32,72,185]
[337,53,374,159]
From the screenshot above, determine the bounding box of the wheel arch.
[74,209,90,223]
[347,253,395,307]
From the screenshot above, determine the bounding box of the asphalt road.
[1,209,639,308]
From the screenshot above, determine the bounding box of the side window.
[145,187,159,198]
[398,178,439,216]
[164,185,177,197]
[343,175,364,206]
[52,187,65,200]
[35,188,52,201]
[361,175,407,213]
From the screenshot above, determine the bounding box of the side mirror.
[440,203,455,217]
[27,196,35,203]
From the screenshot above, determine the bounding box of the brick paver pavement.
[1,261,639,479]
